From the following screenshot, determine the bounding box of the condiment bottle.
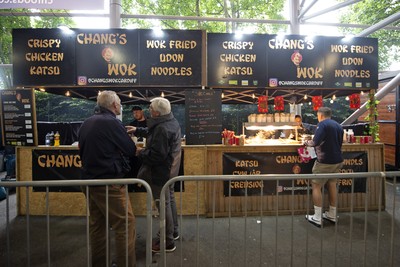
[54,131,60,146]
[45,133,50,146]
[347,129,354,143]
[49,131,55,146]
[343,129,348,143]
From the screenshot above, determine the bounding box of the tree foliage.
[339,0,400,70]
[123,0,286,33]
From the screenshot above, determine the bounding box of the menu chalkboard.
[185,89,222,145]
[139,29,203,86]
[12,28,76,86]
[1,89,37,146]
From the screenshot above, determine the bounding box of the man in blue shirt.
[304,107,344,227]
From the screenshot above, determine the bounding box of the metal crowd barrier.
[0,178,153,267]
[158,171,400,267]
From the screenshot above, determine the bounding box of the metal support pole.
[110,0,122,28]
[290,0,300,34]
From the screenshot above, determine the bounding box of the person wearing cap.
[129,106,147,128]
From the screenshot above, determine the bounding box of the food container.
[266,114,273,122]
[290,114,296,122]
[274,113,280,122]
[248,114,256,123]
[256,114,264,122]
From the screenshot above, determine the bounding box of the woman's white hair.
[97,90,120,109]
[150,97,171,116]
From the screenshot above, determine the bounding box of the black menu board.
[139,29,203,86]
[323,36,378,89]
[12,28,75,86]
[266,35,325,88]
[208,33,267,87]
[1,89,37,146]
[185,89,222,145]
[75,29,139,86]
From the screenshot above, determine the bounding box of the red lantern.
[312,96,323,111]
[258,96,268,113]
[349,93,361,109]
[274,96,284,111]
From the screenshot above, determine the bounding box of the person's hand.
[126,125,137,134]
[303,140,308,146]
[136,146,143,156]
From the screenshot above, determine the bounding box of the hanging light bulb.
[252,93,255,99]
[129,92,133,98]
[65,91,70,97]
[98,91,102,95]
[360,91,364,95]
[330,99,334,104]
[39,88,46,92]
[308,102,312,105]
[345,96,350,101]
[304,94,307,100]
[332,94,336,100]
[161,92,165,97]
[221,92,225,98]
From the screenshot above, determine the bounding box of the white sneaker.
[322,212,338,223]
[305,214,322,227]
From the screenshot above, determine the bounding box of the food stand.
[6,28,383,216]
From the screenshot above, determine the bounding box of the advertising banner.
[75,29,139,86]
[207,33,267,87]
[0,0,104,10]
[266,35,325,88]
[139,29,203,85]
[32,149,82,192]
[12,28,76,86]
[222,152,368,196]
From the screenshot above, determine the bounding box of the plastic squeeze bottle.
[54,131,60,146]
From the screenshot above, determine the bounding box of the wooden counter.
[16,143,384,217]
[183,143,385,216]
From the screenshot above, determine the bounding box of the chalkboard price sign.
[185,89,222,145]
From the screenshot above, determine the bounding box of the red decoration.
[349,93,361,109]
[312,96,323,111]
[274,96,284,111]
[258,96,268,113]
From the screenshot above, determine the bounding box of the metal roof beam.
[357,11,400,37]
[302,0,362,21]
[298,0,319,20]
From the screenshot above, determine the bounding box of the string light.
[330,99,334,104]
[65,91,70,97]
[345,96,350,101]
[332,94,336,100]
[304,94,307,100]
[360,91,364,95]
[252,93,255,99]
[39,88,46,92]
[221,92,225,98]
[161,92,165,97]
[129,92,133,98]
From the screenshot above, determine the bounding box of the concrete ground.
[0,179,399,267]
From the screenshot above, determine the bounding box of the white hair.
[97,90,120,109]
[150,97,171,116]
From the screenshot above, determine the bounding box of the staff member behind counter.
[295,115,316,137]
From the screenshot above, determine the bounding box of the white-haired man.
[127,97,181,253]
[79,90,137,266]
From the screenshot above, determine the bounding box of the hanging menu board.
[323,36,378,89]
[75,29,139,86]
[1,89,37,146]
[139,29,203,86]
[185,89,222,145]
[12,28,75,86]
[266,35,325,88]
[207,33,267,87]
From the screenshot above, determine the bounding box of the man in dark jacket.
[127,97,181,253]
[304,107,344,227]
[79,90,137,267]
